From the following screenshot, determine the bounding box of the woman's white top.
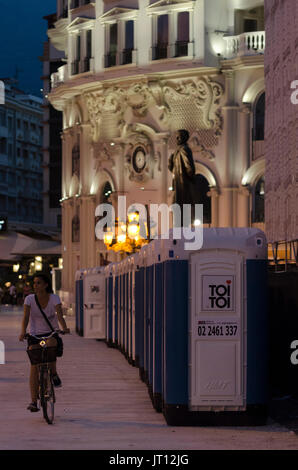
[24,294,61,335]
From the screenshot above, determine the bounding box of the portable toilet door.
[112,263,119,346]
[105,264,113,346]
[83,267,106,339]
[130,253,139,366]
[187,228,268,425]
[75,269,85,336]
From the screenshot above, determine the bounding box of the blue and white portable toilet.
[82,267,106,339]
[75,269,85,336]
[129,252,139,366]
[135,245,146,380]
[104,263,114,346]
[112,262,120,346]
[162,228,268,426]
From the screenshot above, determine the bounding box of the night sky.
[0,0,57,96]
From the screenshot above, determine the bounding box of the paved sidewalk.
[0,309,298,450]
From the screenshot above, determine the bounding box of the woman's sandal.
[27,402,40,412]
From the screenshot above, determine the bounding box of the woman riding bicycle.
[19,273,70,412]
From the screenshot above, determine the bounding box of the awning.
[0,231,24,262]
[0,231,61,260]
[11,236,61,256]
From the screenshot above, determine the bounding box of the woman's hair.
[33,273,53,294]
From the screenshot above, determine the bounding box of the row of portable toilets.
[75,228,269,426]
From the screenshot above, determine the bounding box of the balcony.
[71,60,80,75]
[51,64,68,89]
[105,52,117,68]
[80,57,91,73]
[223,31,265,59]
[175,41,189,57]
[122,49,133,65]
[152,43,168,60]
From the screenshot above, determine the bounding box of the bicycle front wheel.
[40,365,55,424]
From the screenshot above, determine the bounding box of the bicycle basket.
[27,345,57,365]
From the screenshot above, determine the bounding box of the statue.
[168,129,196,225]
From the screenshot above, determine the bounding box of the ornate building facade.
[48,0,265,306]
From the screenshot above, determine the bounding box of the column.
[237,104,251,184]
[237,186,250,227]
[208,187,219,227]
[188,10,194,57]
[118,20,125,65]
[168,11,176,58]
[79,123,91,196]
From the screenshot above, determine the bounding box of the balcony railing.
[122,49,133,65]
[71,60,79,75]
[71,0,91,8]
[152,43,168,60]
[223,31,266,58]
[223,31,265,59]
[81,57,91,73]
[105,52,117,68]
[175,41,188,57]
[51,64,68,89]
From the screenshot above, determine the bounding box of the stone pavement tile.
[0,310,298,450]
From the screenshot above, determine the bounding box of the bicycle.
[25,330,65,425]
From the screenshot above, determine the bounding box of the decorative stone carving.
[91,141,116,172]
[160,76,224,132]
[189,133,216,161]
[84,76,224,147]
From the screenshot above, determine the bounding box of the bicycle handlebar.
[24,330,66,340]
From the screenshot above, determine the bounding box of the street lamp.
[103,209,148,254]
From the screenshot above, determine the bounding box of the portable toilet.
[75,269,85,336]
[161,228,268,426]
[83,266,106,339]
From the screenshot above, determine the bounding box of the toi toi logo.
[0,341,4,364]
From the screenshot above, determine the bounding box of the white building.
[48,0,266,306]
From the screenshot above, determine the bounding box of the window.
[0,138,7,154]
[192,174,211,224]
[154,15,168,60]
[17,119,21,129]
[176,12,189,57]
[8,117,13,132]
[82,30,92,72]
[72,140,80,178]
[253,92,265,141]
[123,21,134,64]
[72,214,80,242]
[106,23,118,67]
[252,176,264,223]
[0,110,6,126]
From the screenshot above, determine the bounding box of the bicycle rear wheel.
[40,365,55,424]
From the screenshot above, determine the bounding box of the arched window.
[102,181,113,204]
[253,92,265,141]
[193,174,211,224]
[72,139,80,178]
[252,175,265,223]
[72,214,80,242]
